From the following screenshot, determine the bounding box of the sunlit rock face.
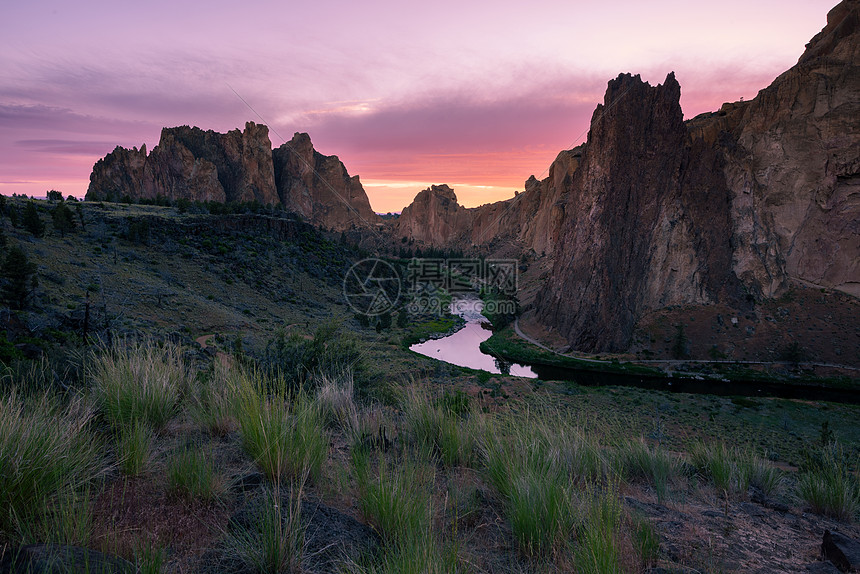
[87,122,277,205]
[392,152,578,255]
[272,132,380,231]
[87,126,380,231]
[535,0,860,352]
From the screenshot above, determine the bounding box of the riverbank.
[480,324,860,401]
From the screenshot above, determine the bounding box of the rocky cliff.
[393,146,580,255]
[87,125,379,231]
[534,0,860,352]
[87,122,278,205]
[273,133,380,230]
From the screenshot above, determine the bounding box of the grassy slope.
[0,198,858,572]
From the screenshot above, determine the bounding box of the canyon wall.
[535,0,860,351]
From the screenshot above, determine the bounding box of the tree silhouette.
[52,202,76,237]
[2,245,37,309]
[23,201,45,237]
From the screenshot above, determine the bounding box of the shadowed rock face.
[534,0,860,352]
[273,132,380,230]
[534,72,743,351]
[87,126,379,231]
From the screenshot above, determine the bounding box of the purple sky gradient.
[0,0,838,212]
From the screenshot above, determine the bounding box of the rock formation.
[534,0,860,351]
[87,126,379,230]
[393,147,580,255]
[87,122,278,205]
[273,132,379,230]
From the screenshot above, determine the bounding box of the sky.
[0,0,839,213]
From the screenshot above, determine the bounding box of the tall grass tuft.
[403,387,477,468]
[350,535,460,574]
[615,438,678,501]
[797,445,859,520]
[0,390,104,540]
[740,451,783,496]
[316,368,358,432]
[352,448,434,547]
[226,486,304,574]
[188,363,236,437]
[167,444,222,501]
[481,411,587,556]
[136,541,167,574]
[90,339,188,431]
[116,420,153,476]
[690,441,781,497]
[631,514,660,570]
[232,369,328,483]
[574,483,623,574]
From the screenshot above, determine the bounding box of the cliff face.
[87,125,379,231]
[273,133,380,230]
[87,122,277,204]
[534,0,860,352]
[534,73,742,351]
[393,147,579,255]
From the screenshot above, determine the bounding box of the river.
[409,296,537,377]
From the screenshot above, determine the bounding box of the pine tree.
[22,201,45,237]
[52,202,76,237]
[1,245,37,309]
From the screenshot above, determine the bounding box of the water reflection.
[409,296,537,377]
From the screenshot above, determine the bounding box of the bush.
[52,202,76,236]
[262,322,368,392]
[1,245,37,310]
